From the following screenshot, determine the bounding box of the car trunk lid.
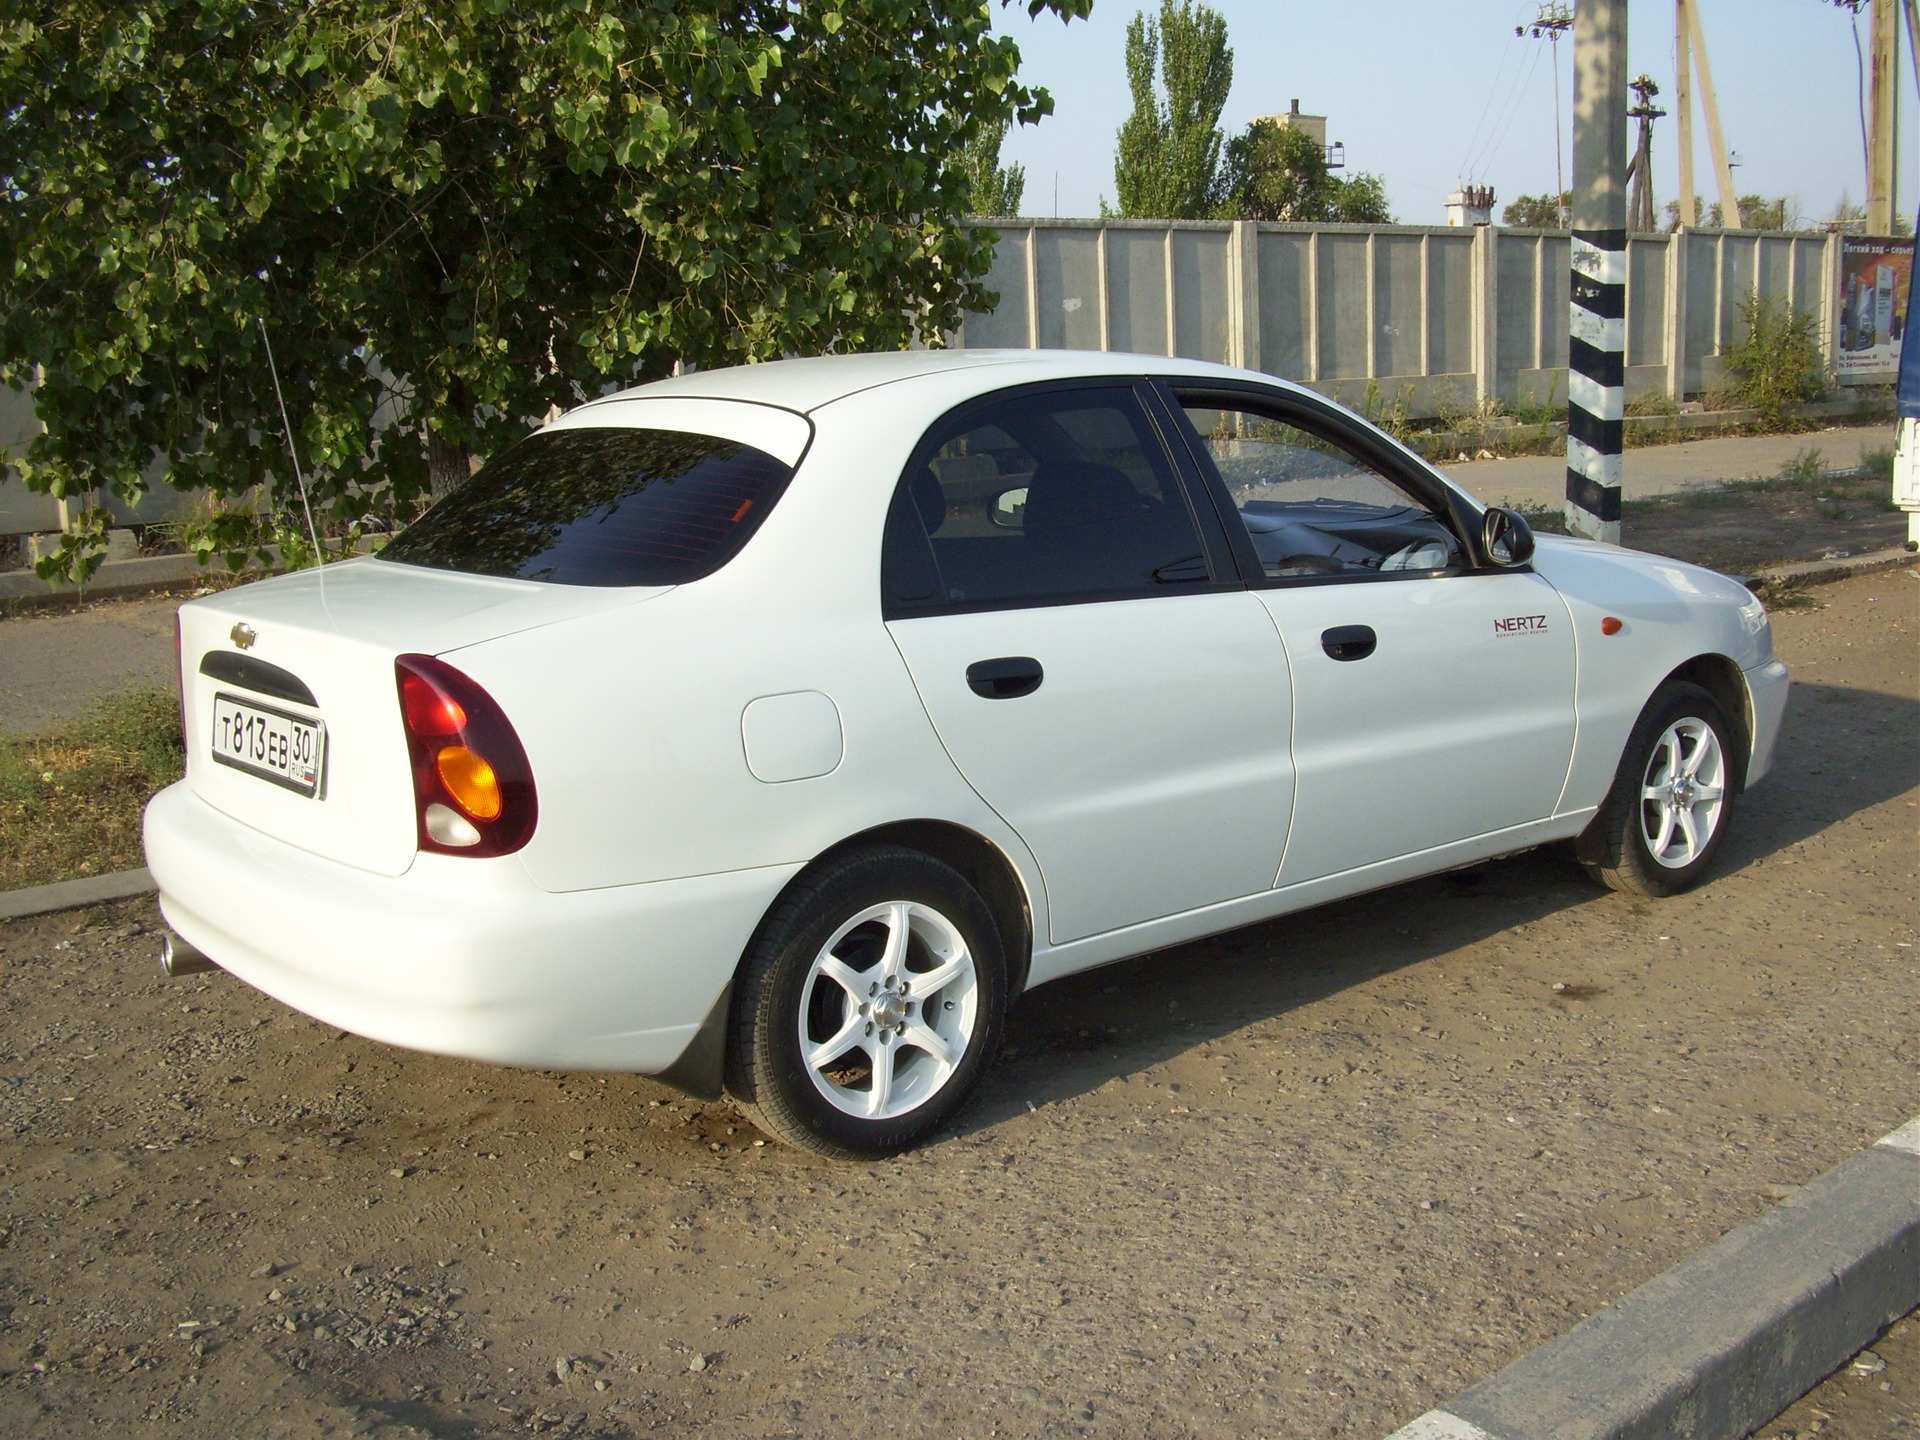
[178,558,664,877]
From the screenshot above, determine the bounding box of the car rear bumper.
[1742,657,1791,788]
[143,782,799,1073]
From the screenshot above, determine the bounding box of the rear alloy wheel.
[727,847,1006,1159]
[1578,681,1736,897]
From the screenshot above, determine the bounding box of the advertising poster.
[1837,235,1916,381]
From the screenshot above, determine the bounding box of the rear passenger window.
[379,427,793,587]
[883,387,1209,613]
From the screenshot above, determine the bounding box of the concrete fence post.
[1233,221,1262,373]
[1472,225,1498,410]
[1821,229,1843,371]
[1666,228,1691,401]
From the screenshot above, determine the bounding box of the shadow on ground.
[956,679,1918,1138]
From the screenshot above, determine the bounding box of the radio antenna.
[256,317,324,566]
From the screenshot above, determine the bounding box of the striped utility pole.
[1565,0,1628,544]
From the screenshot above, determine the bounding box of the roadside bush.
[1723,291,1826,430]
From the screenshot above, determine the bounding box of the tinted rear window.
[377,427,795,586]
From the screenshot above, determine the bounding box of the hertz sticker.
[1493,614,1549,636]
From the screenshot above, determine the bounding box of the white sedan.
[144,350,1790,1158]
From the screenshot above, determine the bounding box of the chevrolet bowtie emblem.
[230,623,257,650]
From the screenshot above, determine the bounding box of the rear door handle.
[966,656,1044,699]
[1321,625,1377,662]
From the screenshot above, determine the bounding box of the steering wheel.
[1270,553,1347,576]
[1380,538,1451,572]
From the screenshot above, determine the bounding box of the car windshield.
[377,427,795,587]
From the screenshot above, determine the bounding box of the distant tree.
[1221,119,1392,223]
[960,116,1026,217]
[1113,0,1233,219]
[1328,171,1393,224]
[1663,195,1804,231]
[1503,191,1569,228]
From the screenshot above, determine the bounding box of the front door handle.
[1321,625,1377,662]
[966,656,1044,699]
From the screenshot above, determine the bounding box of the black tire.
[1576,681,1737,898]
[725,846,1007,1160]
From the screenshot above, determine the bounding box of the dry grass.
[0,689,183,890]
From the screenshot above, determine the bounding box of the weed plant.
[0,688,183,890]
[1723,291,1827,430]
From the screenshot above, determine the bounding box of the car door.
[882,381,1295,947]
[1162,384,1577,887]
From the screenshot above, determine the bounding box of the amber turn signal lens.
[435,745,503,821]
[1601,616,1624,635]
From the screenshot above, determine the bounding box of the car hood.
[1528,532,1773,671]
[1529,532,1759,606]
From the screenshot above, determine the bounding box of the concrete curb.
[1386,1117,1920,1440]
[0,866,156,922]
[1749,546,1917,589]
[0,550,280,607]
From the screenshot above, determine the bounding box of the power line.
[1517,3,1573,223]
[1469,38,1545,184]
[1458,20,1524,181]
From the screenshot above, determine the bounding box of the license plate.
[210,692,326,797]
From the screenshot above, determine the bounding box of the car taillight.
[395,655,537,856]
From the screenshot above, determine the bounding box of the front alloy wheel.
[1636,715,1727,870]
[1578,680,1738,897]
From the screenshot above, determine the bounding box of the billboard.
[1836,235,1916,382]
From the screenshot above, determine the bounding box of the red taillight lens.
[395,655,537,856]
[401,673,467,735]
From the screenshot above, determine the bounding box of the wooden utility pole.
[1677,0,1742,227]
[1566,0,1628,543]
[1625,75,1665,233]
[1905,0,1920,97]
[1676,1,1695,224]
[1869,0,1899,233]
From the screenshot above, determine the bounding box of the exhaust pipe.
[160,931,221,978]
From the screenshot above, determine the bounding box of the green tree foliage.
[0,0,1090,581]
[1502,191,1569,228]
[1663,195,1802,230]
[1113,0,1233,219]
[960,116,1026,218]
[1220,119,1392,223]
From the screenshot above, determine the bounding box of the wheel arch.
[806,820,1037,1000]
[652,819,1036,1105]
[1659,654,1752,792]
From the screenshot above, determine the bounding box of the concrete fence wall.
[955,218,1839,418]
[0,220,1856,537]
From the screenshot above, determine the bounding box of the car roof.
[575,349,1287,416]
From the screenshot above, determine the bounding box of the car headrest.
[909,466,947,533]
[1023,461,1142,534]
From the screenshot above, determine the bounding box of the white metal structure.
[144,350,1790,1158]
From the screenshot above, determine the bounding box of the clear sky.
[994,0,1920,227]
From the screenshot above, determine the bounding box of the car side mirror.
[989,485,1028,529]
[1481,506,1536,568]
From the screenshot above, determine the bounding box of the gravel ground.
[1,568,1915,1440]
[1760,1309,1916,1439]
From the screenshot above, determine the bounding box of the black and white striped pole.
[1566,0,1628,544]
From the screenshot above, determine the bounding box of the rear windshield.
[377,427,795,586]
